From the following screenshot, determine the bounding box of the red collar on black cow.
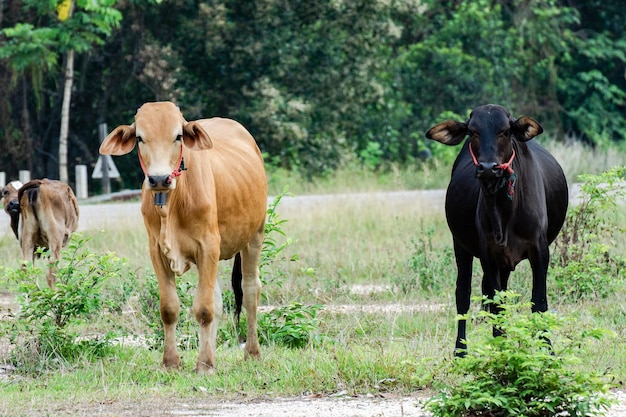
[469,143,517,200]
[469,143,516,176]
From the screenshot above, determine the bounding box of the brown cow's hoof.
[244,349,261,360]
[162,355,181,370]
[195,363,215,376]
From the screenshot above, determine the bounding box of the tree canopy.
[1,0,624,189]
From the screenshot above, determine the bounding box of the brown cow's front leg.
[152,249,181,370]
[240,225,264,359]
[194,247,220,375]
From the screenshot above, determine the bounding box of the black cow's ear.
[426,120,468,146]
[512,116,543,142]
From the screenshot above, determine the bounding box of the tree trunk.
[59,48,74,183]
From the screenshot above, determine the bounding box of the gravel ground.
[2,390,624,416]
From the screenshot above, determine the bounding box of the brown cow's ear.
[426,120,468,146]
[183,121,213,151]
[512,116,543,142]
[99,125,137,155]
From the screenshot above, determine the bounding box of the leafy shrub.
[425,292,615,417]
[1,235,130,372]
[260,185,297,290]
[257,302,323,348]
[551,167,626,301]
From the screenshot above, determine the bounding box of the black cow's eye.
[502,129,510,137]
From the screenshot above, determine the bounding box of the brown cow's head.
[426,104,542,193]
[99,101,213,194]
[1,180,23,216]
[1,180,23,239]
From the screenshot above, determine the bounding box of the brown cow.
[1,179,80,288]
[99,101,267,374]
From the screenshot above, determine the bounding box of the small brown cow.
[99,101,267,374]
[1,179,80,288]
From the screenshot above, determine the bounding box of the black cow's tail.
[231,252,243,324]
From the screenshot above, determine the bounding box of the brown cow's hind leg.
[46,234,64,289]
[240,225,264,359]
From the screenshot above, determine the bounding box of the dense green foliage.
[1,236,129,372]
[0,194,321,371]
[0,0,624,185]
[425,292,615,417]
[551,167,626,301]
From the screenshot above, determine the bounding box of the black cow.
[426,104,568,355]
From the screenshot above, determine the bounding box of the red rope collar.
[138,142,185,181]
[469,143,516,175]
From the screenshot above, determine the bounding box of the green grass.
[0,142,625,415]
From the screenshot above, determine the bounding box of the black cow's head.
[426,104,543,194]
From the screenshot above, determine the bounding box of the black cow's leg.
[490,268,511,338]
[529,243,553,350]
[529,244,549,313]
[453,240,473,356]
[500,268,511,291]
[479,261,502,338]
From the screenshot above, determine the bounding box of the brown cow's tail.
[17,180,43,232]
[231,252,243,323]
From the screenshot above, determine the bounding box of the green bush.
[260,185,297,291]
[257,302,323,349]
[551,167,626,301]
[425,292,615,417]
[1,235,130,372]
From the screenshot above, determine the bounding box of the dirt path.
[6,390,625,416]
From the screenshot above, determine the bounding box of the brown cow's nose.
[7,199,20,214]
[476,162,503,179]
[148,175,172,189]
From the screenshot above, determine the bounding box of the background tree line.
[1,0,625,190]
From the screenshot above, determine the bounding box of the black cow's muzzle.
[7,199,20,215]
[475,162,504,179]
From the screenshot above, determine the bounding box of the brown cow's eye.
[136,136,143,143]
[176,135,182,142]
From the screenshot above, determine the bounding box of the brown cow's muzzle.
[7,199,20,215]
[148,174,173,190]
[147,175,173,206]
